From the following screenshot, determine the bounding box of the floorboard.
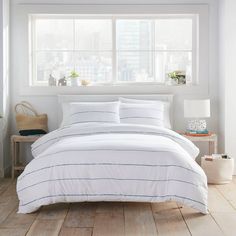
[0,196,18,224]
[26,219,64,236]
[216,181,236,209]
[152,202,191,236]
[59,227,92,236]
[124,202,158,236]
[63,202,97,228]
[208,185,235,212]
[0,179,13,195]
[0,228,28,236]
[211,212,236,236]
[93,212,125,236]
[1,178,236,236]
[0,208,37,230]
[37,203,69,220]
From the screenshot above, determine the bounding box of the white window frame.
[29,14,198,87]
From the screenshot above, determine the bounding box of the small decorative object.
[80,79,90,86]
[168,70,186,85]
[69,70,80,86]
[184,99,210,134]
[58,76,67,86]
[48,74,57,86]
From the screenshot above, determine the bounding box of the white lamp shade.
[184,99,210,118]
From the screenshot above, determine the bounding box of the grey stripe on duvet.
[31,149,191,165]
[17,163,201,181]
[69,121,116,125]
[120,117,162,120]
[32,131,187,153]
[17,177,201,193]
[120,108,163,111]
[19,193,207,207]
[71,111,117,116]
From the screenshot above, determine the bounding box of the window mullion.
[152,19,156,83]
[112,16,117,84]
[192,15,198,85]
[32,16,37,86]
[73,18,76,72]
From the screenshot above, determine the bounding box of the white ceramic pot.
[70,78,79,86]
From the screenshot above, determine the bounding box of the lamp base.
[187,119,208,134]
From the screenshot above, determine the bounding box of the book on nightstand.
[184,130,211,137]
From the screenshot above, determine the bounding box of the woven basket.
[201,156,234,184]
[15,101,48,136]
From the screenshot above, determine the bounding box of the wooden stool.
[11,135,43,179]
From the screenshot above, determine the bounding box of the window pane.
[31,15,196,86]
[75,19,112,50]
[35,52,73,84]
[155,19,192,50]
[74,52,112,82]
[116,20,153,50]
[155,52,192,83]
[117,52,154,82]
[35,19,74,50]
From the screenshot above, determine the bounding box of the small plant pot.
[177,76,186,85]
[166,78,178,86]
[71,78,79,86]
[171,79,179,85]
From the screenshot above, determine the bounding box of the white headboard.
[57,94,174,127]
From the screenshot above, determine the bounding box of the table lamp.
[184,99,210,134]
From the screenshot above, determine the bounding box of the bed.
[16,94,208,214]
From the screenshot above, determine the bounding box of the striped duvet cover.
[17,123,208,214]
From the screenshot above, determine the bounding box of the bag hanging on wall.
[15,101,48,136]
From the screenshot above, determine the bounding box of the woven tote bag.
[15,101,48,136]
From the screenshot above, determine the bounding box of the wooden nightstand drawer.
[11,135,44,179]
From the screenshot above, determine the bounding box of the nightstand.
[180,133,218,155]
[11,135,43,179]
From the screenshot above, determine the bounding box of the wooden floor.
[1,179,236,236]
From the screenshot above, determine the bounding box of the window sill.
[20,83,206,96]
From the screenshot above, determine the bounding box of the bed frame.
[57,94,174,128]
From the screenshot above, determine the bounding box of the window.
[29,14,198,86]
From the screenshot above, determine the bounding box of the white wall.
[0,0,3,177]
[0,0,10,177]
[219,0,236,174]
[7,0,219,171]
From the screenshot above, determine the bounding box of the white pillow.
[119,97,171,129]
[60,102,71,127]
[68,102,120,125]
[119,103,164,127]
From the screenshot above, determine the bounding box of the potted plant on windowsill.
[69,70,80,86]
[167,70,186,85]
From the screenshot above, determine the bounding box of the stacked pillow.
[119,102,164,127]
[60,98,171,129]
[119,97,171,129]
[68,102,120,125]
